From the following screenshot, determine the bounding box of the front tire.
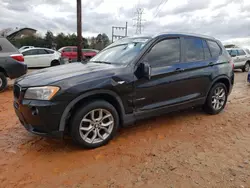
[203,83,228,115]
[0,73,8,92]
[242,62,250,72]
[70,100,119,149]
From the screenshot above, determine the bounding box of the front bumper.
[14,98,67,138]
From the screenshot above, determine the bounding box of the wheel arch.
[0,66,8,77]
[59,90,125,132]
[207,76,231,96]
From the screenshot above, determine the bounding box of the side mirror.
[231,54,236,57]
[136,61,151,80]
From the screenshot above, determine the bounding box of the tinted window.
[22,49,38,56]
[38,49,48,55]
[64,48,72,52]
[227,49,237,57]
[184,37,204,62]
[238,49,246,56]
[146,38,180,67]
[45,49,54,54]
[73,48,77,52]
[207,40,221,57]
[202,40,212,59]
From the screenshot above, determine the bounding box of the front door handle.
[175,68,185,72]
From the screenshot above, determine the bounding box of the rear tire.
[0,72,7,92]
[70,100,119,149]
[242,62,250,72]
[203,83,228,115]
[51,60,60,67]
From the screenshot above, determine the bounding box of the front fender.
[58,89,125,132]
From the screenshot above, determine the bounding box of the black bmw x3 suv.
[14,33,234,148]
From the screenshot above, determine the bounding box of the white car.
[226,48,250,72]
[22,48,62,68]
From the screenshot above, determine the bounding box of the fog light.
[31,106,39,116]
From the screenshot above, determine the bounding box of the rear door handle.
[175,68,185,72]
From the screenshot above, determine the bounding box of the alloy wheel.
[211,87,226,110]
[245,63,250,72]
[79,108,114,144]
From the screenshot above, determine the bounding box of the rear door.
[176,37,215,101]
[237,49,247,67]
[37,49,52,67]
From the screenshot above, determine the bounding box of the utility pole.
[77,0,82,62]
[134,8,144,34]
[111,22,128,43]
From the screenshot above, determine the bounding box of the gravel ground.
[0,71,249,188]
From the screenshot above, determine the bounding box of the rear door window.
[73,48,77,52]
[184,37,204,62]
[237,49,246,56]
[207,40,221,57]
[202,40,212,59]
[37,49,48,55]
[22,49,38,56]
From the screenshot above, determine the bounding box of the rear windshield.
[0,38,18,53]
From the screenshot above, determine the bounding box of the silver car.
[226,48,250,72]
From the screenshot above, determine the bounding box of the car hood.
[16,62,120,87]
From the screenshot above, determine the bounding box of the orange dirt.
[0,72,250,188]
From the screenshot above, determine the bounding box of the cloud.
[0,0,249,47]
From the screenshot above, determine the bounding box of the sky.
[0,0,250,48]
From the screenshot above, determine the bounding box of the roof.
[21,47,54,52]
[126,32,216,40]
[156,32,216,40]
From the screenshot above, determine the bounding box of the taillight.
[10,54,24,63]
[229,59,234,69]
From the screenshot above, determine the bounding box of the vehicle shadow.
[23,107,206,152]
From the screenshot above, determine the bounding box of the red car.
[58,46,99,61]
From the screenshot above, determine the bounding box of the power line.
[153,0,168,18]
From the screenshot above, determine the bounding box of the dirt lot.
[0,72,250,188]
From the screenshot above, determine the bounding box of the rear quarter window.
[0,38,18,53]
[207,40,221,58]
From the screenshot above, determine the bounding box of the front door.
[134,37,184,112]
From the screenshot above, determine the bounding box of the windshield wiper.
[91,61,111,64]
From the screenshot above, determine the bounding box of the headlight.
[24,86,60,100]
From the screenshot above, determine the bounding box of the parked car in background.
[58,46,98,61]
[21,48,62,68]
[226,48,250,72]
[19,46,34,52]
[14,33,234,148]
[0,37,27,92]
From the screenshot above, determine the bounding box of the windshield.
[90,37,150,64]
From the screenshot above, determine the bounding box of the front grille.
[14,84,21,99]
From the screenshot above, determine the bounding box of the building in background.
[0,27,36,40]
